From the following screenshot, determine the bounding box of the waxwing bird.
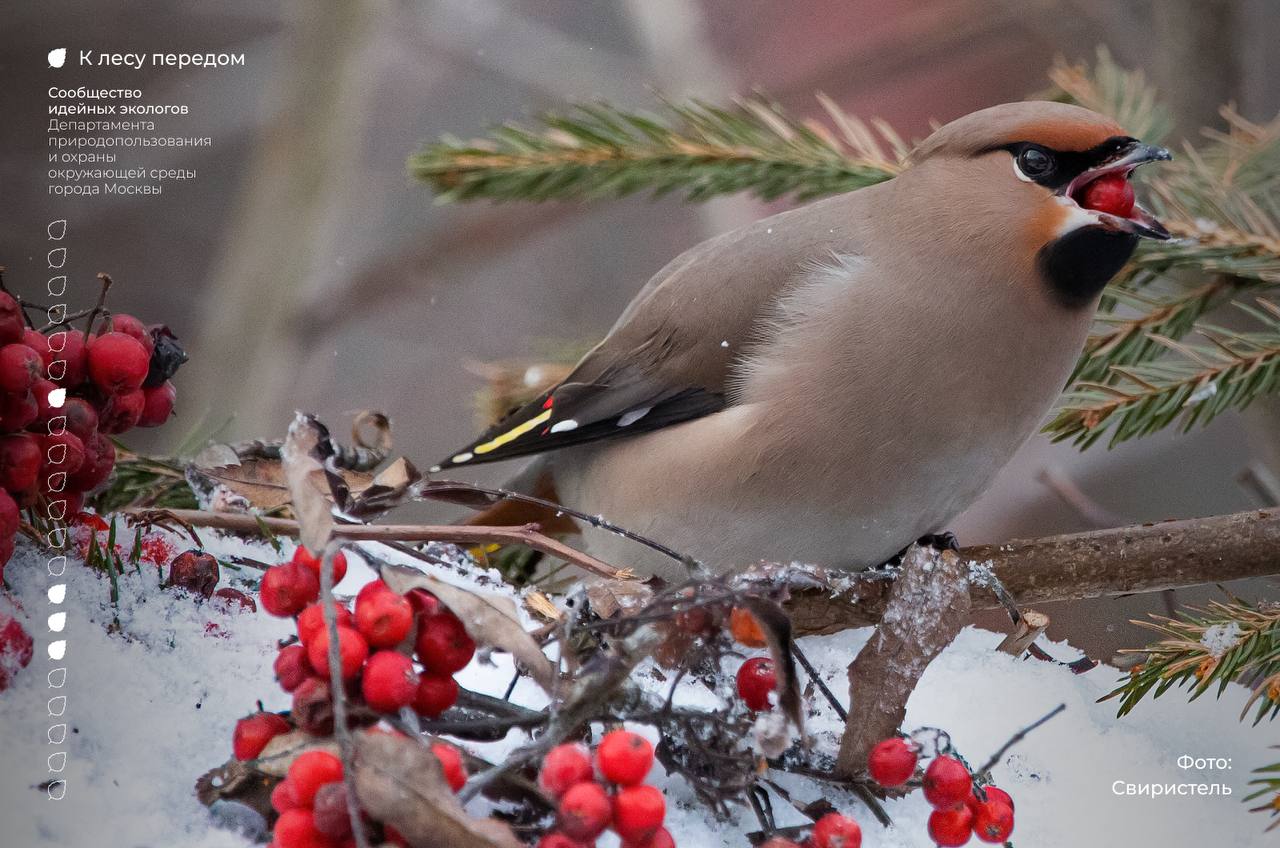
[433,102,1172,582]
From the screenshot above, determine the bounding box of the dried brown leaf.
[372,456,419,491]
[351,409,394,454]
[283,414,335,553]
[584,578,654,619]
[354,731,524,848]
[380,564,556,692]
[740,596,804,737]
[256,730,341,777]
[194,760,275,814]
[524,590,563,622]
[190,450,373,513]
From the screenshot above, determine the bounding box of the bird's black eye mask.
[986,135,1137,192]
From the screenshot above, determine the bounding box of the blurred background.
[1,0,1277,657]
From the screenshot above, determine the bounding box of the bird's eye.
[1017,147,1055,179]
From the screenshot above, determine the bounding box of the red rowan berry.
[431,741,467,792]
[287,749,344,806]
[867,737,917,787]
[415,611,475,675]
[612,784,666,844]
[539,743,595,798]
[923,756,972,809]
[927,804,974,847]
[232,711,291,760]
[558,781,612,842]
[597,729,654,786]
[360,651,418,713]
[811,812,861,848]
[735,657,777,711]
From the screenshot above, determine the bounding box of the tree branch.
[127,506,1280,636]
[786,507,1280,635]
[835,546,969,775]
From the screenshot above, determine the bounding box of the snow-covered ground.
[0,527,1271,847]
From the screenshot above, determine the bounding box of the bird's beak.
[1065,141,1173,240]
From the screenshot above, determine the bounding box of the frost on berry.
[812,812,862,848]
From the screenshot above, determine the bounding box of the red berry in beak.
[1077,172,1135,218]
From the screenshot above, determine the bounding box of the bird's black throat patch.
[1037,226,1137,309]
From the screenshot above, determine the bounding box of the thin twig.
[421,479,697,569]
[123,507,629,580]
[320,541,372,848]
[83,273,112,340]
[37,306,101,334]
[974,703,1066,775]
[791,642,847,722]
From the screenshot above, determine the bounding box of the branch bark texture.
[787,508,1280,635]
[835,547,970,775]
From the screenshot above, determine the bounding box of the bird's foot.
[874,531,961,570]
[916,531,960,553]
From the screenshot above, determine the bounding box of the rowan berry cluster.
[537,730,672,848]
[866,737,1017,846]
[757,812,863,848]
[0,296,183,580]
[255,550,474,732]
[0,291,185,692]
[253,736,465,848]
[229,553,478,846]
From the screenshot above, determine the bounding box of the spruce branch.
[1246,749,1280,830]
[1046,47,1172,143]
[1103,597,1280,726]
[409,95,903,204]
[1136,106,1280,286]
[1072,276,1246,382]
[1047,299,1280,447]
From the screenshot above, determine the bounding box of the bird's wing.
[433,191,873,471]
